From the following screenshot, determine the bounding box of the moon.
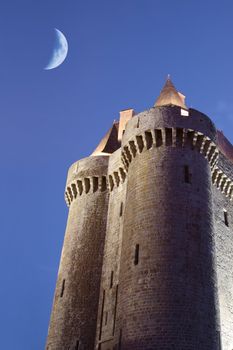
[45,28,68,70]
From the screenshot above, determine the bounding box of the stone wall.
[46,156,109,350]
[95,149,127,350]
[46,104,233,350]
[213,152,233,350]
[117,106,219,349]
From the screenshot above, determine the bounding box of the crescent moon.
[45,28,68,70]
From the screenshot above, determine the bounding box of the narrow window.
[120,202,123,217]
[217,331,222,350]
[134,244,139,265]
[99,290,105,340]
[60,279,65,298]
[119,329,122,350]
[110,271,114,289]
[75,340,80,350]
[184,165,191,184]
[224,210,229,227]
[105,311,108,325]
[112,285,118,336]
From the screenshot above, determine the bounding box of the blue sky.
[1,0,233,349]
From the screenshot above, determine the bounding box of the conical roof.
[91,121,121,155]
[155,76,187,109]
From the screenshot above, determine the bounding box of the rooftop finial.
[154,77,187,109]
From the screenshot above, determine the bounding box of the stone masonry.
[46,78,233,350]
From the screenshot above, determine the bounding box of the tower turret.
[46,78,230,350]
[114,80,219,349]
[46,155,109,350]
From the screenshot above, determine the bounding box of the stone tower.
[46,78,233,350]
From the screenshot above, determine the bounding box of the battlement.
[122,127,218,171]
[65,175,108,206]
[122,106,217,145]
[212,166,233,200]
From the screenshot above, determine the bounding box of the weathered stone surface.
[213,152,233,350]
[46,104,233,350]
[46,156,109,350]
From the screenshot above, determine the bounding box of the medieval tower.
[46,78,233,350]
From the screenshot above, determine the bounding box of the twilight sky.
[1,0,233,349]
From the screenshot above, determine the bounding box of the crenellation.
[123,145,132,163]
[202,138,212,157]
[71,183,77,198]
[119,167,126,183]
[108,174,114,191]
[144,131,153,150]
[227,184,233,199]
[100,176,107,192]
[65,175,110,205]
[128,140,137,157]
[207,144,216,161]
[77,179,83,195]
[212,167,219,183]
[67,186,73,202]
[195,132,205,152]
[176,127,183,147]
[121,152,129,170]
[65,191,70,206]
[219,174,228,192]
[135,135,144,153]
[93,176,99,192]
[169,126,176,146]
[192,130,199,148]
[185,129,195,149]
[165,127,173,146]
[216,172,223,188]
[84,177,90,193]
[223,178,231,194]
[210,150,219,168]
[113,172,120,187]
[121,128,218,172]
[154,128,163,147]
